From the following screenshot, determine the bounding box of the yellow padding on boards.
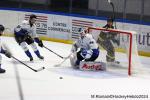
[3,34,150,57]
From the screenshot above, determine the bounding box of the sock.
[25,50,32,58]
[34,50,41,57]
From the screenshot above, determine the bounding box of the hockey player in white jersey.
[14,14,44,61]
[0,25,12,73]
[70,27,99,69]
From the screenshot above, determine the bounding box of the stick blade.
[35,67,45,72]
[54,64,61,67]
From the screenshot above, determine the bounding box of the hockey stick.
[107,0,117,29]
[54,57,69,67]
[43,46,64,59]
[12,56,45,72]
[54,53,73,67]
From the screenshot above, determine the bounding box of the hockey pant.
[15,35,34,45]
[75,50,99,65]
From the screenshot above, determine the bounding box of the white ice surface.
[0,37,150,100]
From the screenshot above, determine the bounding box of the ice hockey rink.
[0,36,150,100]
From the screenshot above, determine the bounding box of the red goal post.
[88,27,141,76]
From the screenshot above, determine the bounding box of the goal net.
[88,27,143,76]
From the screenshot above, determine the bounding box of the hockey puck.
[59,77,63,79]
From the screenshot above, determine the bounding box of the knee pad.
[30,43,38,52]
[20,42,29,51]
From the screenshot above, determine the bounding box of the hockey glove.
[34,38,44,47]
[38,40,43,47]
[5,51,12,58]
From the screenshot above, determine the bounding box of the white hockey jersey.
[72,34,98,52]
[19,20,37,38]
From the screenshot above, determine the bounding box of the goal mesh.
[88,27,142,76]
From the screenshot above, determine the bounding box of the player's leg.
[79,49,106,71]
[98,39,115,61]
[0,55,5,73]
[14,35,33,61]
[105,40,120,65]
[70,51,84,69]
[105,41,115,62]
[30,43,44,59]
[20,42,33,61]
[70,53,77,67]
[76,50,85,65]
[26,38,44,60]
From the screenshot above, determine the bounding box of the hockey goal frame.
[88,27,133,76]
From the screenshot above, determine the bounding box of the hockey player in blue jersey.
[70,27,99,69]
[14,14,44,61]
[0,25,12,73]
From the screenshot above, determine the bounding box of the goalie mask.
[79,27,88,38]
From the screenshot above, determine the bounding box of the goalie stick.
[107,0,117,29]
[12,56,45,72]
[54,53,73,67]
[54,57,69,67]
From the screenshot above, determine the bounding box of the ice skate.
[0,68,6,73]
[30,57,33,61]
[107,60,120,67]
[38,55,44,60]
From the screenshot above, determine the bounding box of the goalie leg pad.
[70,53,80,69]
[79,61,106,71]
[70,53,77,66]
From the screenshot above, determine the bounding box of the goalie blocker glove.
[34,38,44,47]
